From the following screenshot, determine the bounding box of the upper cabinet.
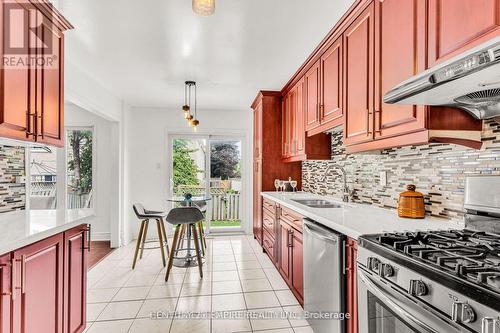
[0,0,73,147]
[373,0,426,140]
[305,37,344,137]
[428,0,500,66]
[282,79,330,162]
[343,3,375,146]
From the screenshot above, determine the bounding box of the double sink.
[291,199,342,209]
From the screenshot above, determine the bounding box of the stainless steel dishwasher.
[303,218,346,333]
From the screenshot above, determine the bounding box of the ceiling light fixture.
[182,81,200,131]
[192,0,215,16]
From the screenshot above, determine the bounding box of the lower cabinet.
[276,206,304,305]
[0,254,11,333]
[0,224,88,333]
[64,225,89,333]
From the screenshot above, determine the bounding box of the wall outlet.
[379,171,387,186]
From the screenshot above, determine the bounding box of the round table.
[167,195,211,267]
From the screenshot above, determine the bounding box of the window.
[66,128,94,209]
[29,146,58,210]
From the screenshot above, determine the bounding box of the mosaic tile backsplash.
[302,120,500,222]
[0,145,26,213]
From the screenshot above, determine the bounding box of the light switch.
[379,171,387,186]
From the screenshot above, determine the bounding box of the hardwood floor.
[88,241,114,269]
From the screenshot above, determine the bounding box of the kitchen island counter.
[0,209,93,255]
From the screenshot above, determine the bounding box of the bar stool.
[132,204,170,269]
[165,207,205,281]
[179,200,207,256]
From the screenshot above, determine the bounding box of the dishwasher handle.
[303,220,339,244]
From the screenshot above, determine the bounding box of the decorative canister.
[398,185,425,219]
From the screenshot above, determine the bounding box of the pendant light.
[182,81,199,131]
[192,0,215,16]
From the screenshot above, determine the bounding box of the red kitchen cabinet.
[343,3,375,146]
[290,229,303,301]
[0,1,31,142]
[64,226,88,333]
[12,233,65,333]
[278,220,291,284]
[38,19,65,147]
[346,238,358,333]
[252,92,302,244]
[253,159,263,244]
[277,206,304,304]
[0,254,11,333]
[0,0,72,147]
[319,37,343,132]
[428,0,500,66]
[305,37,344,137]
[305,61,321,132]
[373,0,427,140]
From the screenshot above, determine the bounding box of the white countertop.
[0,209,94,255]
[261,192,465,239]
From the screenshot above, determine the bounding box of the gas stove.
[356,176,500,333]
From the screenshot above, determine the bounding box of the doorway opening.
[169,134,244,233]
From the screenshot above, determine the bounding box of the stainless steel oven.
[357,265,465,333]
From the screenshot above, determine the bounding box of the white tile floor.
[85,234,314,333]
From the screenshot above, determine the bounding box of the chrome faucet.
[320,164,351,202]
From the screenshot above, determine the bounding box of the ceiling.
[59,0,355,111]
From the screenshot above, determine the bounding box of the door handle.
[0,262,12,297]
[20,255,26,294]
[83,224,92,252]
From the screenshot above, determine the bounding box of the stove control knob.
[378,263,394,278]
[408,280,427,296]
[366,257,380,271]
[451,302,476,324]
[482,317,500,333]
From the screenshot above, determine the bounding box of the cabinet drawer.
[262,213,275,235]
[279,206,303,231]
[263,198,276,213]
[262,229,276,262]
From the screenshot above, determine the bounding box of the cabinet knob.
[366,257,380,271]
[408,279,427,296]
[482,317,500,333]
[451,302,476,324]
[378,263,394,278]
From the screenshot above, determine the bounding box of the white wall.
[65,103,119,242]
[124,107,253,240]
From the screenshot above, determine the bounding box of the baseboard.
[91,231,111,241]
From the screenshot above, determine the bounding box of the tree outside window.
[67,129,93,209]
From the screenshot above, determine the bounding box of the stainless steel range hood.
[383,36,500,120]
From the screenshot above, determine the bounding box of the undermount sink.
[291,199,341,208]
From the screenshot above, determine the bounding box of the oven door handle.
[359,269,440,333]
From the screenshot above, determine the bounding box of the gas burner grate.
[369,229,500,293]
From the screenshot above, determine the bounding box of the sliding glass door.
[169,134,244,233]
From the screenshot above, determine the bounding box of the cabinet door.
[374,0,426,139]
[253,159,262,244]
[0,254,11,333]
[293,79,305,156]
[343,3,375,146]
[305,62,321,132]
[253,102,262,159]
[290,229,303,301]
[278,221,291,283]
[428,0,500,66]
[0,1,31,141]
[64,225,88,333]
[320,37,343,128]
[346,238,358,333]
[282,93,291,158]
[37,21,64,147]
[12,234,64,333]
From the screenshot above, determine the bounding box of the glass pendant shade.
[192,0,215,16]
